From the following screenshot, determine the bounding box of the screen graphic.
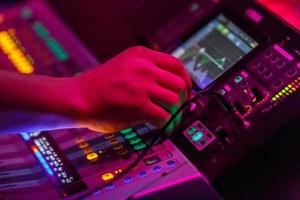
[172,14,258,89]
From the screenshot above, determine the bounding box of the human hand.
[72,46,191,133]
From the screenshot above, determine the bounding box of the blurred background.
[43,0,300,61]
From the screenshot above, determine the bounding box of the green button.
[133,143,147,151]
[129,137,142,145]
[120,128,133,134]
[124,132,137,140]
[234,75,243,83]
[188,126,197,135]
[192,132,203,142]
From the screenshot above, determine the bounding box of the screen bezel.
[169,7,269,91]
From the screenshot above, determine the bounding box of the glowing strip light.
[21,132,30,141]
[271,77,300,103]
[32,21,69,61]
[0,30,34,73]
[31,146,54,175]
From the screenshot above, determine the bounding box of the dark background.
[47,0,193,61]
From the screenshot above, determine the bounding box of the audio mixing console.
[0,0,299,199]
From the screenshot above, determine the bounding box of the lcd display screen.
[172,14,258,89]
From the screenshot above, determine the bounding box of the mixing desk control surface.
[0,0,299,199]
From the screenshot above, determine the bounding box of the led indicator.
[31,146,53,175]
[124,132,137,140]
[101,172,114,181]
[188,126,197,135]
[21,132,30,141]
[120,128,133,134]
[241,71,249,78]
[83,147,93,155]
[224,84,232,92]
[86,152,98,160]
[79,142,89,149]
[133,142,147,151]
[0,31,34,73]
[192,132,203,142]
[234,75,243,83]
[32,21,69,61]
[129,137,142,145]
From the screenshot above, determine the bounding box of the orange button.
[86,152,98,160]
[101,172,114,181]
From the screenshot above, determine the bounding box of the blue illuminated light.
[32,146,53,175]
[21,132,30,141]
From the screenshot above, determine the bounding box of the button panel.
[183,120,216,151]
[248,44,294,83]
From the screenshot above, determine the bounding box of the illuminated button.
[190,102,197,111]
[109,138,119,145]
[124,176,133,183]
[167,160,176,167]
[188,126,197,135]
[133,142,147,151]
[241,71,249,78]
[124,132,137,140]
[234,75,243,83]
[224,84,231,92]
[284,86,289,91]
[83,147,94,155]
[86,152,98,160]
[129,137,142,145]
[120,128,133,134]
[101,172,114,181]
[138,171,147,177]
[79,142,89,149]
[192,132,203,142]
[104,133,115,139]
[153,166,161,172]
[106,183,115,190]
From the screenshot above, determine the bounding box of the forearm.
[0,70,83,134]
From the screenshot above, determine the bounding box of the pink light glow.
[245,8,263,23]
[224,84,232,92]
[241,71,249,78]
[273,44,294,61]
